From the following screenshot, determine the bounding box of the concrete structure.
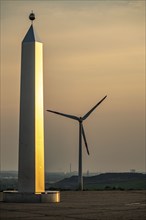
[18,23,44,193]
[3,13,60,203]
[3,191,60,203]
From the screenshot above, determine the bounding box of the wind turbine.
[47,95,107,190]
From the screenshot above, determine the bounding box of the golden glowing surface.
[56,192,60,203]
[35,42,44,193]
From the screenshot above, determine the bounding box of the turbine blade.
[46,110,79,121]
[81,124,90,155]
[82,95,107,120]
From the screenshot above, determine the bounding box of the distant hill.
[48,173,146,190]
[1,172,145,191]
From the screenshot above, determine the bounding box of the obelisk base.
[3,191,60,203]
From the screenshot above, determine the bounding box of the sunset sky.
[1,0,145,173]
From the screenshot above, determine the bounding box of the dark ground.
[0,190,146,220]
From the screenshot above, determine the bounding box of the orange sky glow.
[0,0,145,173]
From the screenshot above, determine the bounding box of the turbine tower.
[47,95,107,190]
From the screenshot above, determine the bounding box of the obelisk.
[18,12,44,193]
[3,13,60,202]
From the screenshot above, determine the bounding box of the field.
[0,190,146,220]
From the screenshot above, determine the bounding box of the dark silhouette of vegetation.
[1,172,146,191]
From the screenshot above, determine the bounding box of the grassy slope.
[52,173,146,190]
[84,179,146,190]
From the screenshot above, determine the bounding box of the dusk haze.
[1,0,145,174]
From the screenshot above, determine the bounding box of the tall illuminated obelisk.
[3,13,60,203]
[18,12,44,193]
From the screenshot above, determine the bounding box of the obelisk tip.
[29,11,35,24]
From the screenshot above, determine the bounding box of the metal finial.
[29,11,35,24]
